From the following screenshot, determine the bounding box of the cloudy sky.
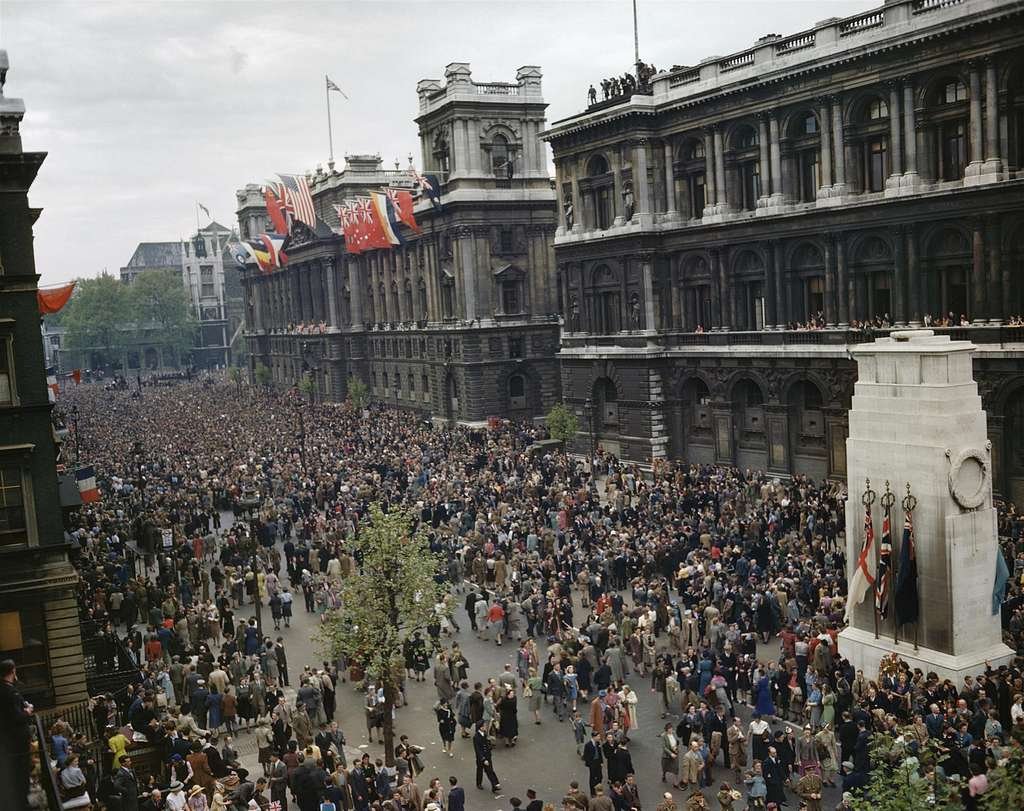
[1,0,876,286]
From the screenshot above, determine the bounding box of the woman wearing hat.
[165,780,187,811]
[187,784,209,811]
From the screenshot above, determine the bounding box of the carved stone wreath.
[946,446,989,510]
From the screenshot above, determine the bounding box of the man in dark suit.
[473,722,500,792]
[112,755,140,811]
[763,746,787,808]
[0,660,34,811]
[448,775,466,811]
[582,730,604,796]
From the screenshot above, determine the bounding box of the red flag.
[264,186,290,235]
[37,281,76,314]
[355,197,392,250]
[386,187,420,233]
[71,369,82,385]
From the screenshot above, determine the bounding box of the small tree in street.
[546,402,579,444]
[228,366,242,394]
[298,372,315,403]
[316,505,446,765]
[254,363,272,394]
[347,375,368,411]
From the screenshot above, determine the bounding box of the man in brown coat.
[589,784,614,811]
[727,717,747,775]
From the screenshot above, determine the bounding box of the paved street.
[216,509,843,810]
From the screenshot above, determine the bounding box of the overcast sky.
[1,0,876,286]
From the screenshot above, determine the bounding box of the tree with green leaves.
[228,366,242,394]
[546,402,579,444]
[347,375,368,411]
[849,732,961,811]
[982,745,1024,809]
[62,273,132,369]
[298,372,315,402]
[129,268,197,366]
[254,362,272,393]
[316,505,447,765]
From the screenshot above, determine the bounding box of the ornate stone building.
[240,64,560,422]
[0,51,87,708]
[542,0,1024,496]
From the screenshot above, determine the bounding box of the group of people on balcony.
[277,322,329,335]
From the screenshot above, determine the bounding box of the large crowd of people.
[11,377,1022,811]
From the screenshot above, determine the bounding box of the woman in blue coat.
[206,685,224,731]
[243,620,260,657]
[754,670,776,718]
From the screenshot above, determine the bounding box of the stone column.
[970,64,984,166]
[769,113,784,203]
[773,241,786,326]
[570,157,584,233]
[824,237,837,326]
[554,161,567,232]
[906,225,921,326]
[325,259,339,327]
[641,255,656,331]
[757,114,771,205]
[633,139,652,220]
[663,141,678,218]
[719,251,732,330]
[972,218,987,323]
[831,96,847,192]
[903,80,919,181]
[818,99,833,191]
[887,81,903,188]
[610,147,625,225]
[984,59,1002,175]
[764,243,777,328]
[467,118,481,175]
[892,225,907,326]
[836,235,849,327]
[349,258,363,329]
[712,127,727,207]
[703,129,717,212]
[988,217,1002,324]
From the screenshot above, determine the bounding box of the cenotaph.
[838,330,1014,681]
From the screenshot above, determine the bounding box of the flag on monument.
[71,369,82,385]
[198,202,211,219]
[844,503,876,623]
[993,548,1010,616]
[264,185,291,235]
[875,503,892,619]
[277,173,317,228]
[894,511,919,626]
[45,367,59,402]
[355,197,392,250]
[76,465,100,503]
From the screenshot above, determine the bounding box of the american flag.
[277,173,317,229]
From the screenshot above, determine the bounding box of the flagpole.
[325,74,334,165]
[863,479,879,641]
[902,484,919,652]
[632,0,640,68]
[882,482,897,646]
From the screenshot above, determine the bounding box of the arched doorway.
[508,373,527,412]
[144,347,159,370]
[732,378,767,470]
[592,377,620,455]
[787,379,828,480]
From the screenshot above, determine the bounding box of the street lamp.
[583,397,597,458]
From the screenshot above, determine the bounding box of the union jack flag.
[875,503,893,619]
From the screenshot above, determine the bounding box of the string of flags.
[229,167,444,273]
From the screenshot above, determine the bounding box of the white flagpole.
[326,74,335,164]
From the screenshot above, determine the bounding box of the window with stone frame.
[0,464,29,547]
[924,77,969,182]
[0,335,13,406]
[679,138,707,219]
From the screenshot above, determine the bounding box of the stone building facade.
[542,0,1024,496]
[0,52,87,708]
[240,64,560,423]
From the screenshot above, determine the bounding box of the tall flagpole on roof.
[633,0,640,68]
[325,74,334,165]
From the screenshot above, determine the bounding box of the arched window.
[491,134,510,177]
[847,94,892,193]
[729,125,761,211]
[585,154,613,229]
[679,137,708,219]
[587,154,609,176]
[788,111,822,202]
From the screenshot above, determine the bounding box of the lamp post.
[583,397,597,458]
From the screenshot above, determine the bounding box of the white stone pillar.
[983,59,1003,177]
[885,82,903,195]
[663,141,678,219]
[817,99,833,195]
[633,139,652,223]
[902,79,920,192]
[769,113,784,204]
[757,114,771,205]
[831,97,847,194]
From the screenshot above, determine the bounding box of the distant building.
[118,241,183,284]
[239,64,561,422]
[181,222,245,369]
[0,51,87,708]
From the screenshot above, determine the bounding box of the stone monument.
[838,330,1015,682]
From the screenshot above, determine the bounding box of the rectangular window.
[808,277,825,319]
[509,337,523,358]
[595,187,612,230]
[500,228,514,253]
[0,607,50,702]
[200,265,215,298]
[740,162,760,211]
[0,337,12,406]
[867,137,887,192]
[0,466,28,547]
[941,121,967,181]
[799,150,819,202]
[689,173,706,217]
[502,281,521,314]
